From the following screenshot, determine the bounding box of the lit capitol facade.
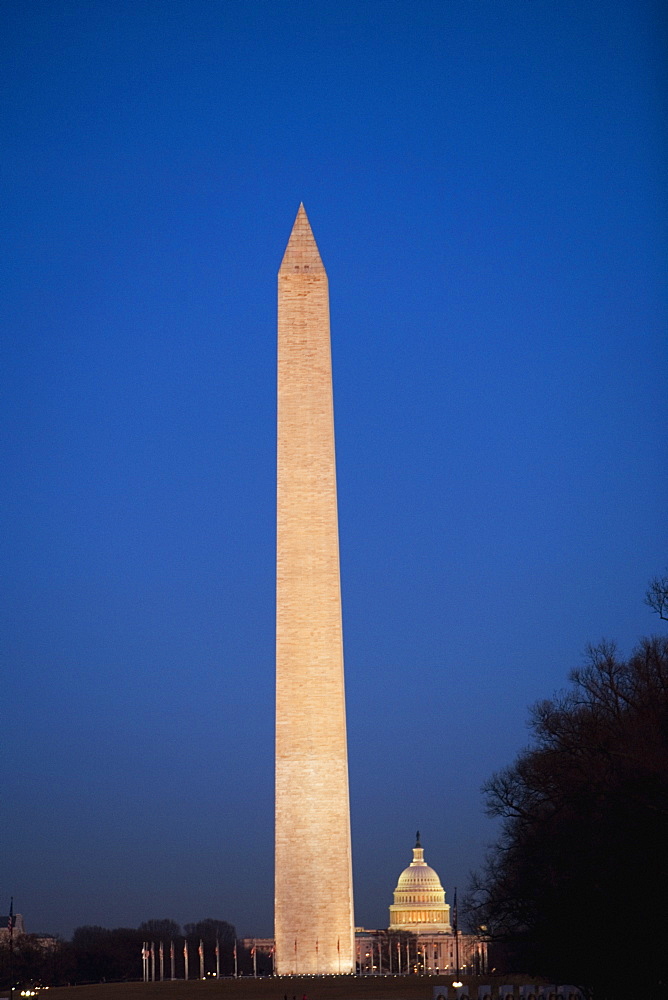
[389,833,451,933]
[355,835,488,976]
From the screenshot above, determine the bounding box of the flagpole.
[233,940,238,978]
[170,940,175,980]
[8,897,14,999]
[452,886,462,988]
[159,940,164,981]
[184,939,189,981]
[216,937,220,979]
[454,886,460,978]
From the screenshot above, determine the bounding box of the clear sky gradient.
[2,0,666,939]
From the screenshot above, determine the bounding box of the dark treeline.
[466,577,668,1000]
[0,916,268,987]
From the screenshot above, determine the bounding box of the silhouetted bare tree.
[137,918,181,939]
[467,632,668,1000]
[645,573,668,621]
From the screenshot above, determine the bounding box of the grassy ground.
[28,974,542,1000]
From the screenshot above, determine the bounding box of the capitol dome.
[388,833,452,933]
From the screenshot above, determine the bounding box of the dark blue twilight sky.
[2,0,666,939]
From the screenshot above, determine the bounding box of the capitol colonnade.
[355,931,487,976]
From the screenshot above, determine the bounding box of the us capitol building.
[355,835,488,975]
[248,835,487,975]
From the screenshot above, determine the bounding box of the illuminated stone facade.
[355,837,487,975]
[389,835,452,933]
[274,205,354,975]
[355,930,487,976]
[0,912,25,939]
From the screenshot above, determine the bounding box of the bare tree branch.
[645,573,668,621]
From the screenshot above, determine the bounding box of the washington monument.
[274,205,355,975]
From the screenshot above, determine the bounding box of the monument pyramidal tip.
[275,204,355,975]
